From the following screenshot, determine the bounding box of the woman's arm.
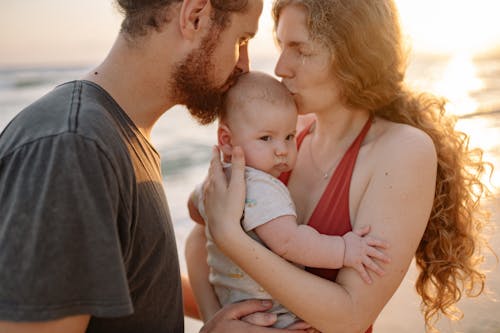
[185,224,221,322]
[204,127,437,333]
[182,274,201,319]
[185,211,311,331]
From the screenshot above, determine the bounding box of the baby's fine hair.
[219,71,296,123]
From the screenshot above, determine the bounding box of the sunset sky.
[1,0,500,67]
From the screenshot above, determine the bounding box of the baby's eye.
[260,136,271,142]
[286,134,295,140]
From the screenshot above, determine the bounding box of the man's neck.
[83,33,180,138]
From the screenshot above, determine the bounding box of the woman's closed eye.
[298,48,313,57]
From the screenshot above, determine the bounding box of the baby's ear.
[217,123,233,159]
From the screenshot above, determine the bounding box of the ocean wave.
[0,66,88,91]
[159,142,213,177]
[459,109,500,119]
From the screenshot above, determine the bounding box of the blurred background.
[1,1,499,331]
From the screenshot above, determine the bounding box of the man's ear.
[217,123,233,160]
[179,0,212,41]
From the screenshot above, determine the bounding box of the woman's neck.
[310,106,371,155]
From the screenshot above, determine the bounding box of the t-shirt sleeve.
[0,133,133,321]
[242,171,296,232]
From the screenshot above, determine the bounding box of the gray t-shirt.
[0,80,183,332]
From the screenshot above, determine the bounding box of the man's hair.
[115,0,249,37]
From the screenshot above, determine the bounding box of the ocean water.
[1,53,499,332]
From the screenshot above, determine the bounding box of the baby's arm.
[254,217,390,284]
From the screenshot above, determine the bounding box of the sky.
[1,0,500,67]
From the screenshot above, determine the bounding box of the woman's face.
[274,4,341,115]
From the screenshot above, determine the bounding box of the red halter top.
[280,117,373,333]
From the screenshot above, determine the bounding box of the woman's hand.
[203,146,247,245]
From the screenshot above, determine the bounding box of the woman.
[194,0,492,332]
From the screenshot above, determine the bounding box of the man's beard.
[172,26,242,125]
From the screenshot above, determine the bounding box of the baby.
[187,71,389,328]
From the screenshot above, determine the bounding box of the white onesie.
[194,166,299,328]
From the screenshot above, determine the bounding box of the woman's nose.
[274,52,293,79]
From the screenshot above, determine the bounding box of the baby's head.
[218,71,298,177]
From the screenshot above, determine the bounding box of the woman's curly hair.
[273,0,494,331]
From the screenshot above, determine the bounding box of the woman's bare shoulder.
[371,119,437,165]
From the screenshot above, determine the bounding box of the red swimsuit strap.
[280,117,373,333]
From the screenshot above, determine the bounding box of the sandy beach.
[376,196,500,333]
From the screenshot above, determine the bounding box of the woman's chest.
[287,146,373,226]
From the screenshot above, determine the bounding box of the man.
[0,1,302,332]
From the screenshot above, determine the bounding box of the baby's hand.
[342,225,390,284]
